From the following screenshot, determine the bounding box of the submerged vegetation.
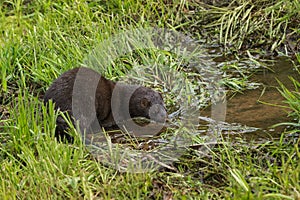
[0,0,299,199]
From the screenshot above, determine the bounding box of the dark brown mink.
[44,67,167,141]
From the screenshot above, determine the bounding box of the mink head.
[129,86,167,123]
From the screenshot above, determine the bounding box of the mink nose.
[149,104,167,123]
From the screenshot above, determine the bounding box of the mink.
[44,67,167,141]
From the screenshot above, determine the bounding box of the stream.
[201,57,299,141]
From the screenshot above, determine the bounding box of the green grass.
[274,53,300,132]
[186,0,300,55]
[0,0,299,199]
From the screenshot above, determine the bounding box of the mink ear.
[140,98,150,108]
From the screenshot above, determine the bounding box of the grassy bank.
[0,0,299,199]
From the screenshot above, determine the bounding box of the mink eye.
[140,98,150,108]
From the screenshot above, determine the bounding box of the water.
[202,57,299,141]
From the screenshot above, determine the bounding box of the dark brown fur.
[44,67,167,141]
